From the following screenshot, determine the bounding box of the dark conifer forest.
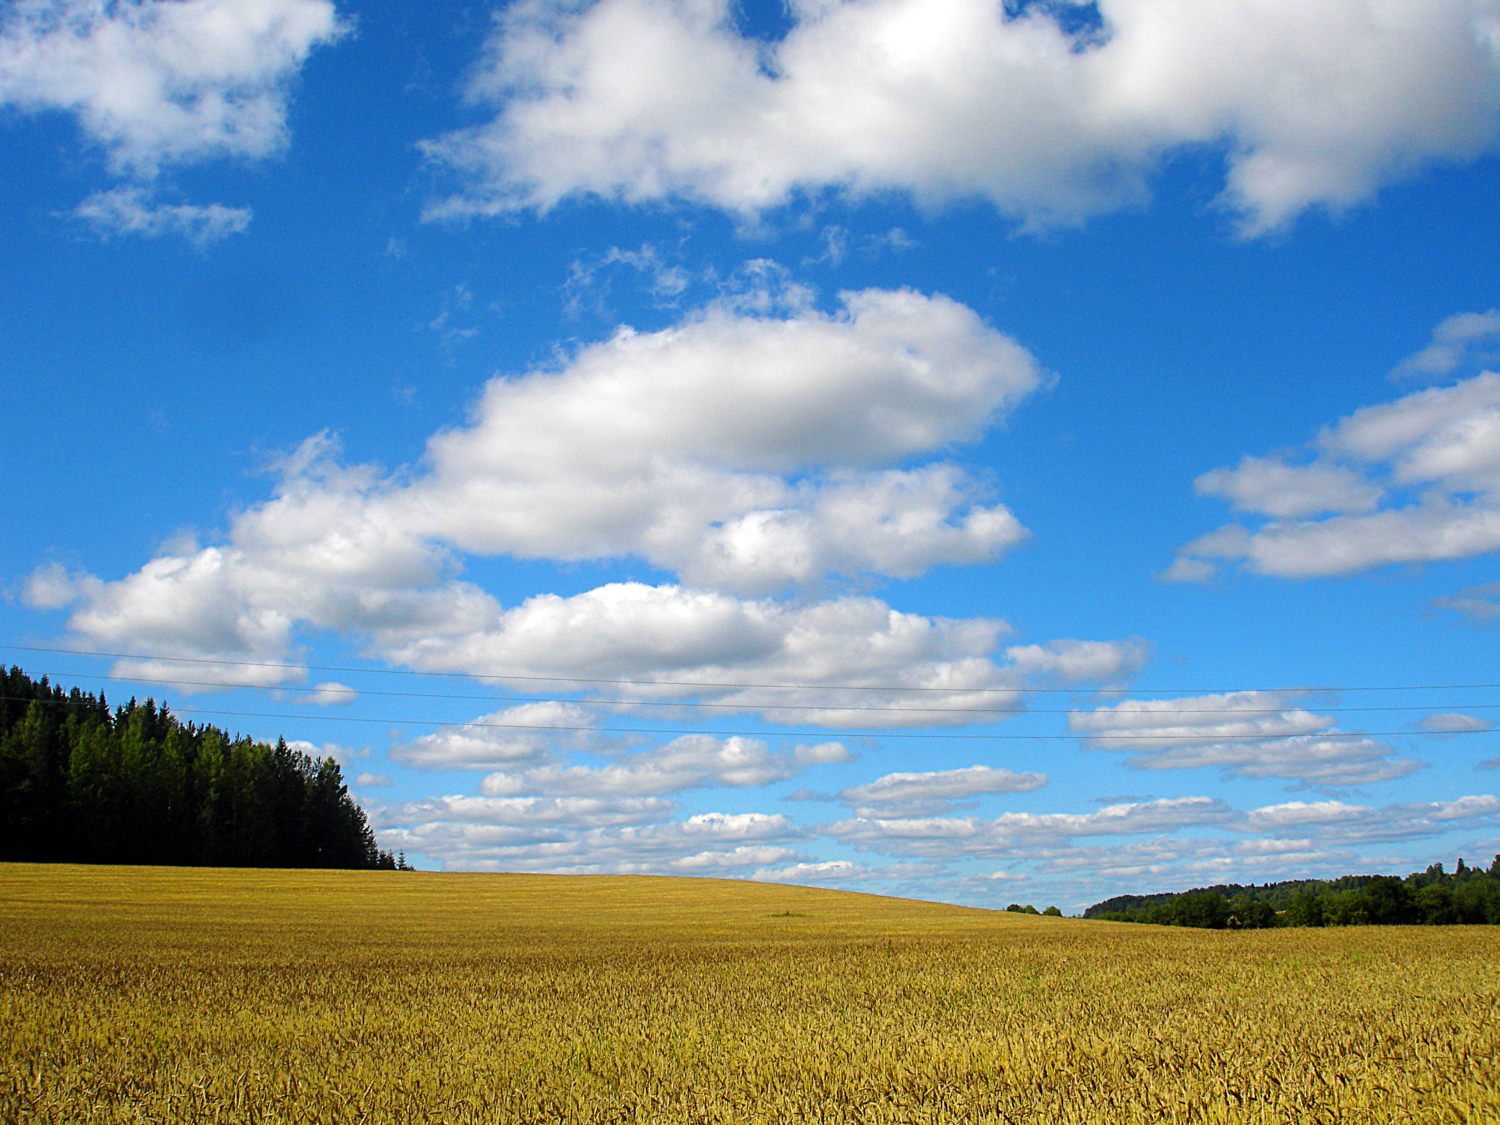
[0,667,401,869]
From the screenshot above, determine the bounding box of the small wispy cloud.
[73,188,251,245]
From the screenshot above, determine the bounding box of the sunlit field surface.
[2,865,1497,1123]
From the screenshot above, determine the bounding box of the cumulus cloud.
[751,859,871,884]
[1242,794,1500,844]
[1391,310,1500,381]
[2,0,346,239]
[1193,455,1384,519]
[379,793,680,839]
[836,764,1047,816]
[369,771,1500,891]
[31,286,1142,719]
[1004,638,1149,682]
[1171,365,1500,580]
[40,288,1043,619]
[391,702,597,770]
[813,792,1500,902]
[379,809,809,873]
[827,796,1234,859]
[402,287,1041,590]
[298,681,356,706]
[477,734,851,797]
[1069,691,1421,786]
[0,0,347,174]
[381,725,852,869]
[421,0,1500,234]
[285,739,367,769]
[1070,691,1333,746]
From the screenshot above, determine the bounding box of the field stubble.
[1,864,1496,1123]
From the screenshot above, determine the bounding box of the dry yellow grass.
[2,863,1497,1123]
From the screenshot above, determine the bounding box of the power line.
[7,642,1500,696]
[30,668,1500,719]
[2,694,1488,743]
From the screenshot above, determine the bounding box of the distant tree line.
[0,667,408,869]
[1005,903,1063,917]
[1086,860,1500,929]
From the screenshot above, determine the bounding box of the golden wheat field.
[1,864,1497,1124]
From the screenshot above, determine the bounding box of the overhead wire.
[21,668,1500,719]
[6,642,1500,696]
[1,694,1491,744]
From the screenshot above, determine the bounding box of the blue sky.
[4,0,1500,910]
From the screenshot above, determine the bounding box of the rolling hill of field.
[2,863,1497,1122]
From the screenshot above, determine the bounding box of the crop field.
[1,865,1498,1124]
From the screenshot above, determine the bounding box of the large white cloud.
[0,0,347,174]
[1069,691,1422,786]
[31,555,1144,722]
[136,288,1040,600]
[27,286,1142,717]
[422,0,1500,233]
[1171,363,1500,580]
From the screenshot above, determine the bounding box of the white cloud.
[477,734,850,797]
[1003,638,1149,683]
[1418,712,1493,734]
[1242,799,1383,833]
[672,845,802,870]
[298,681,356,706]
[1322,373,1500,492]
[1194,455,1383,519]
[827,796,1234,858]
[391,702,596,770]
[1241,794,1500,844]
[421,0,1500,234]
[1391,310,1500,381]
[751,859,870,883]
[368,582,1148,728]
[382,792,678,831]
[1132,737,1422,788]
[1069,691,1420,785]
[51,289,1039,609]
[837,764,1047,816]
[379,809,810,873]
[1434,581,1500,620]
[72,185,251,242]
[285,739,367,767]
[0,0,347,175]
[354,772,391,787]
[807,792,1500,905]
[1172,367,1500,579]
[31,288,1140,723]
[1069,691,1332,746]
[402,287,1041,591]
